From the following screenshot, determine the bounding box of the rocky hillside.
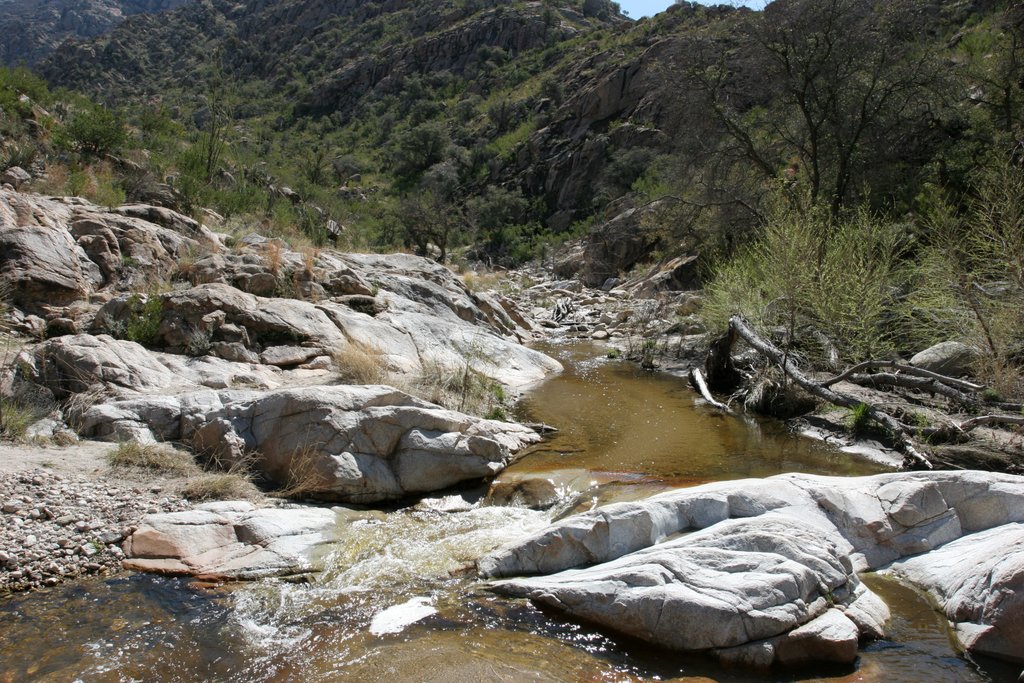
[0,0,189,66]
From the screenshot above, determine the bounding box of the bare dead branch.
[722,315,932,469]
[821,360,984,392]
[689,368,734,413]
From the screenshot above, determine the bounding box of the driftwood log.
[703,315,1024,470]
[706,315,933,469]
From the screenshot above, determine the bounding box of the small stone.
[23,534,37,547]
[97,531,123,545]
[2,500,21,514]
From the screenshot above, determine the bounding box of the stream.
[0,342,1017,682]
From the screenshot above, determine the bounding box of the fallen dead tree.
[703,315,1024,470]
[704,316,938,468]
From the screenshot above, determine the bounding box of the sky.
[617,0,764,19]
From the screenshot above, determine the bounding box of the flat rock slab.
[481,471,1024,668]
[123,501,340,580]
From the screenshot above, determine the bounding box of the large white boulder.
[81,385,542,502]
[480,471,1024,668]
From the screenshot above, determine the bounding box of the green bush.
[0,66,50,117]
[703,194,911,364]
[57,106,128,157]
[123,294,164,346]
[907,164,1024,397]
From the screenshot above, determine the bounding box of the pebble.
[1,469,190,595]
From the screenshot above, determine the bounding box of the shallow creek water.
[0,343,1017,682]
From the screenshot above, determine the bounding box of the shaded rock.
[0,166,31,189]
[626,254,701,297]
[773,608,860,666]
[887,522,1024,664]
[0,193,102,308]
[577,202,667,288]
[160,283,347,349]
[910,341,979,377]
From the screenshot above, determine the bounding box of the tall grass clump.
[0,282,33,440]
[106,441,200,475]
[333,343,391,384]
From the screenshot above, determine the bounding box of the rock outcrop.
[2,188,559,503]
[480,471,1024,669]
[0,190,214,312]
[77,385,542,502]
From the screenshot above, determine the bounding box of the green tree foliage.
[57,105,127,157]
[0,66,50,117]
[390,121,451,187]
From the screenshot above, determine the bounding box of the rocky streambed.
[0,467,189,593]
[1,187,1023,681]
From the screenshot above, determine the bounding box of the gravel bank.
[1,469,190,594]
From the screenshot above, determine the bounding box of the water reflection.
[504,342,887,498]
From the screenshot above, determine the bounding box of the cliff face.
[0,0,189,66]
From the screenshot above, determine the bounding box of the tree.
[397,190,467,262]
[60,105,127,157]
[682,0,948,220]
[390,121,450,187]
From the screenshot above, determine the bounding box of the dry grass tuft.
[333,343,391,385]
[404,359,507,418]
[106,441,201,475]
[179,473,263,502]
[269,445,325,499]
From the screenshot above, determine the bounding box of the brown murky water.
[0,343,1015,682]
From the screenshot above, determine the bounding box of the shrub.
[122,294,164,346]
[702,196,910,364]
[57,106,128,157]
[907,164,1024,398]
